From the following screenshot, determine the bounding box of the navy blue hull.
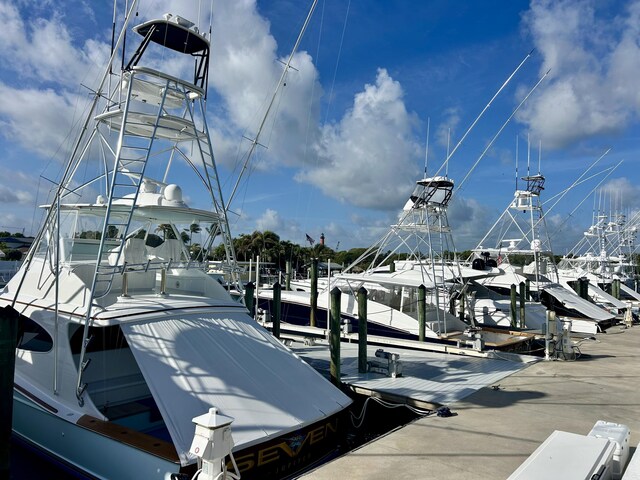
[256,296,418,341]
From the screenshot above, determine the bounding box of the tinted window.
[18,317,53,352]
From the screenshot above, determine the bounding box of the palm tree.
[155,224,176,240]
[254,230,280,262]
[234,234,253,261]
[184,223,201,246]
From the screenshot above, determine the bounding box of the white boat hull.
[13,389,179,480]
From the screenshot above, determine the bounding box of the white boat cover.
[587,284,627,309]
[121,310,352,466]
[543,284,615,322]
[336,272,436,289]
[620,283,640,302]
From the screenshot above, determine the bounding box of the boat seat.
[147,239,185,263]
[108,238,149,266]
[108,238,155,292]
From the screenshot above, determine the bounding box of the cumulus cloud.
[448,196,498,250]
[0,84,83,158]
[255,208,284,232]
[434,107,461,151]
[518,0,640,149]
[0,184,33,204]
[0,1,426,240]
[296,69,420,210]
[599,177,640,210]
[0,2,313,168]
[0,2,106,85]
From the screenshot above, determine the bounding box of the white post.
[544,309,554,361]
[327,258,331,314]
[255,255,260,321]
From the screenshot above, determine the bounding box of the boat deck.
[290,341,536,410]
[299,323,640,480]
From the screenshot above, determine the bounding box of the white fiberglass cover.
[620,283,640,302]
[587,284,627,309]
[121,311,351,466]
[544,284,614,321]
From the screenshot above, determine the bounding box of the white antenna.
[527,133,530,177]
[454,68,550,194]
[424,117,430,176]
[515,135,519,191]
[538,139,542,174]
[433,49,535,178]
[592,188,597,225]
[209,0,214,39]
[446,127,451,176]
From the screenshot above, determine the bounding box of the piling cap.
[192,407,234,429]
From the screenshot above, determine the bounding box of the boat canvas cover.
[587,284,627,309]
[543,284,615,321]
[620,283,640,302]
[121,311,351,466]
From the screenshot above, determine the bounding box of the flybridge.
[127,13,210,90]
[405,176,454,210]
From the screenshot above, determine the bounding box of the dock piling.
[510,284,517,328]
[418,285,426,342]
[357,287,368,374]
[1,305,19,479]
[244,282,255,319]
[272,282,281,339]
[329,287,341,386]
[612,279,620,300]
[519,281,526,328]
[576,277,589,300]
[285,260,291,291]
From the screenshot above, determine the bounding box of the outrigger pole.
[431,49,535,180]
[227,0,319,208]
[455,68,551,194]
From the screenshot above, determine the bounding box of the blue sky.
[0,0,639,253]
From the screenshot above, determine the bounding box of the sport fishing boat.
[256,176,536,351]
[470,172,616,334]
[1,7,351,480]
[557,211,640,311]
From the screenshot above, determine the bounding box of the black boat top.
[133,14,208,54]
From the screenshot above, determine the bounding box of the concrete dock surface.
[299,324,640,479]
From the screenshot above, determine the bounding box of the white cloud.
[518,0,640,149]
[0,83,84,159]
[0,185,32,204]
[546,212,584,254]
[0,1,422,234]
[448,196,499,250]
[435,107,461,151]
[599,177,640,209]
[0,2,106,86]
[296,68,420,210]
[255,208,283,232]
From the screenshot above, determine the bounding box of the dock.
[290,341,536,410]
[298,323,640,479]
